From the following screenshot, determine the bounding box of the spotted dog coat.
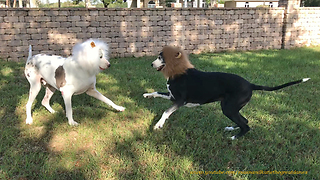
[25,39,125,126]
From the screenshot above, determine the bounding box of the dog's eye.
[100,55,103,59]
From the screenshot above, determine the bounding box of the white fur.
[302,78,310,82]
[167,84,175,100]
[152,57,165,70]
[143,91,179,129]
[154,105,179,130]
[24,39,125,126]
[224,126,239,131]
[143,92,171,99]
[229,136,236,140]
[154,112,169,129]
[184,103,200,107]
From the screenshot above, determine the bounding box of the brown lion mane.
[161,46,194,79]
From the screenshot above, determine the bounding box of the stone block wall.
[0,7,319,61]
[284,7,320,48]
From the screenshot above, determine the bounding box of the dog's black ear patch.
[55,66,66,89]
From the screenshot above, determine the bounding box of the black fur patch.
[55,66,66,89]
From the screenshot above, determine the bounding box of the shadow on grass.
[0,62,95,179]
[0,62,126,179]
[108,47,320,179]
[0,47,320,179]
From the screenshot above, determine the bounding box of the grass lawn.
[0,47,319,179]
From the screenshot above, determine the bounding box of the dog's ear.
[175,52,182,59]
[90,42,96,48]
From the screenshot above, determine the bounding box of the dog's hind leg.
[154,103,180,130]
[41,85,56,113]
[221,97,250,140]
[25,76,42,124]
[224,115,248,131]
[223,113,250,140]
[86,87,125,112]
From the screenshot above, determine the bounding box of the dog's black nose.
[108,64,111,67]
[151,64,153,67]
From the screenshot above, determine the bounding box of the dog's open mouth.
[157,65,165,71]
[99,66,105,70]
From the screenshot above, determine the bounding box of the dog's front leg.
[143,92,170,100]
[154,103,180,130]
[61,91,79,126]
[86,88,125,112]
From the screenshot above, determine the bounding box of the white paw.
[115,106,125,112]
[68,120,79,126]
[153,123,164,130]
[143,93,154,98]
[26,117,33,124]
[228,136,237,140]
[49,109,56,114]
[224,126,239,131]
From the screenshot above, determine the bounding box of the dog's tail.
[252,78,310,91]
[27,45,32,62]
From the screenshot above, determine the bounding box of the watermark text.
[190,170,308,175]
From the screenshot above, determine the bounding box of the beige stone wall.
[0,7,319,61]
[284,7,320,48]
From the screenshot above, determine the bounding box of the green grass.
[1,47,320,179]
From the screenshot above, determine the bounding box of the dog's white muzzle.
[152,58,165,71]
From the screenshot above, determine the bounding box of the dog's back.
[167,68,252,105]
[25,46,66,89]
